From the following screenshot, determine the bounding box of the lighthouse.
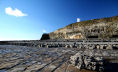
[77,18,80,22]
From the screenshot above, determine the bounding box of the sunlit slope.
[49,16,118,39]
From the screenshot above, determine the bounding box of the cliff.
[42,16,118,40]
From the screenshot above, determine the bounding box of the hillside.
[42,16,118,40]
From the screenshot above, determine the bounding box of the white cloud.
[43,29,47,33]
[77,18,80,22]
[5,7,27,17]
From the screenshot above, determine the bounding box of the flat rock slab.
[0,45,79,72]
[0,45,118,72]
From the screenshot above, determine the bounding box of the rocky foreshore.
[70,52,104,71]
[0,44,118,72]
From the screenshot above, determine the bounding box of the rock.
[49,16,118,40]
[40,33,50,40]
[96,45,100,49]
[70,52,104,72]
[106,44,112,49]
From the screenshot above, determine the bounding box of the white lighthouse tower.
[77,18,80,22]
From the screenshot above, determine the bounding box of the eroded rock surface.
[0,45,79,72]
[0,45,118,72]
[70,52,104,71]
[49,16,118,39]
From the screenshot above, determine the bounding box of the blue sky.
[0,0,118,40]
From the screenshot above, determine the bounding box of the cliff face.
[48,16,118,40]
[40,33,50,40]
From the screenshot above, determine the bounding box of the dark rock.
[70,52,104,72]
[40,33,50,40]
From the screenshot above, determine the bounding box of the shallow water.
[0,69,6,72]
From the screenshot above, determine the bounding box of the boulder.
[40,33,50,40]
[70,52,104,72]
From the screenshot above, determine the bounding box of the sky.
[0,0,118,40]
